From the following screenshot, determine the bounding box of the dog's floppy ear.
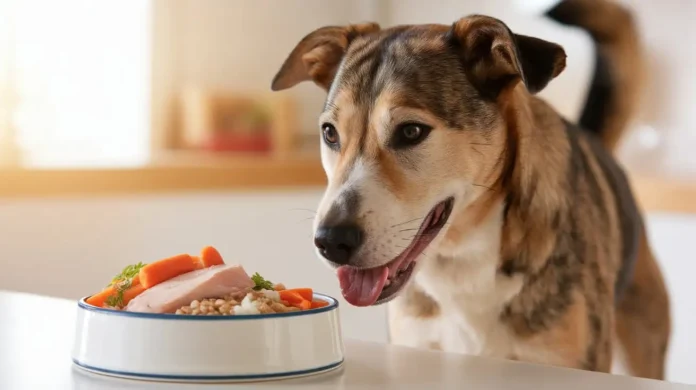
[449,15,566,98]
[271,23,380,91]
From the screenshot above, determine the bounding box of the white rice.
[232,290,280,315]
[233,294,260,315]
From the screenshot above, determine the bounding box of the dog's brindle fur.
[272,0,670,379]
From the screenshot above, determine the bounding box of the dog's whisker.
[400,222,454,241]
[390,216,426,228]
[294,216,316,224]
[409,229,445,239]
[288,208,318,215]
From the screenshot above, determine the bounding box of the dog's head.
[272,16,566,307]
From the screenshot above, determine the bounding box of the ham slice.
[126,264,255,313]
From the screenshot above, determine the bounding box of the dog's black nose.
[314,224,363,265]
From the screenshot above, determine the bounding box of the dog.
[271,0,671,379]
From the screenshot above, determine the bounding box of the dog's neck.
[498,90,571,273]
[417,86,569,305]
[417,199,520,303]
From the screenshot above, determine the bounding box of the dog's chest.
[388,208,524,357]
[388,302,515,357]
[389,265,523,357]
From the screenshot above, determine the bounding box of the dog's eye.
[392,123,432,149]
[402,124,423,140]
[321,123,339,148]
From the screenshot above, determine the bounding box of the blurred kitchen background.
[0,0,694,385]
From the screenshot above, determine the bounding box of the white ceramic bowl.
[71,293,344,383]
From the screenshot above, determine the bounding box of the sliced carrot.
[279,290,313,310]
[200,246,225,267]
[86,274,142,307]
[139,253,197,289]
[273,283,286,291]
[279,290,305,305]
[86,286,118,307]
[294,299,312,310]
[192,256,204,270]
[310,300,329,309]
[86,276,145,308]
[282,288,313,301]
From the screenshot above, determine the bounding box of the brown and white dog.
[271,0,671,379]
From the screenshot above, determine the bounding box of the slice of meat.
[125,264,255,314]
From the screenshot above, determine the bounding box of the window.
[0,0,151,168]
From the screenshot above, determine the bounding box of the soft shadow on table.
[71,366,347,389]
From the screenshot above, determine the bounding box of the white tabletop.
[0,291,691,390]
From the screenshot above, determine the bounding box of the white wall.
[647,213,696,385]
[0,192,694,384]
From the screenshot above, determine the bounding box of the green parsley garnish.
[104,262,147,308]
[105,278,133,308]
[251,272,274,291]
[108,262,147,287]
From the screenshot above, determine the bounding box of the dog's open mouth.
[336,197,454,307]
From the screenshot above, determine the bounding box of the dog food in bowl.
[72,246,343,383]
[84,246,329,316]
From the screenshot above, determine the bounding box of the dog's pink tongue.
[337,266,389,307]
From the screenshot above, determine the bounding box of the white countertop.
[0,290,692,389]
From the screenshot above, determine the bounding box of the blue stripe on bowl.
[72,358,344,381]
[78,293,338,320]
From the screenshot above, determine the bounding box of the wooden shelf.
[631,175,696,214]
[0,153,326,198]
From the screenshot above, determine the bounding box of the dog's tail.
[545,0,644,152]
